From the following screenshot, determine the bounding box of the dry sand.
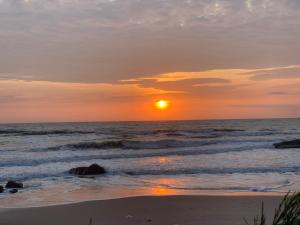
[0,195,282,225]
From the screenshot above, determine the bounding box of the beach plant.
[244,202,266,225]
[244,192,300,225]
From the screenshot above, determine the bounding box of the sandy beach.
[0,195,282,225]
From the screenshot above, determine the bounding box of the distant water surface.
[0,119,300,207]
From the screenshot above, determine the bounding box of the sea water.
[0,119,300,207]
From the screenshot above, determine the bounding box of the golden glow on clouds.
[0,65,300,122]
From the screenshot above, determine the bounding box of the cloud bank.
[1,0,300,83]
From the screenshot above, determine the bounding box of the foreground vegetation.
[244,192,300,225]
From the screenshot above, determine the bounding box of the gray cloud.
[1,0,300,83]
[231,104,300,109]
[250,67,300,81]
[130,78,230,92]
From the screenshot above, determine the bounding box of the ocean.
[0,119,300,207]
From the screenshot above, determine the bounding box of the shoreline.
[0,191,286,209]
[0,195,284,225]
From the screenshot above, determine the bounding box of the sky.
[0,0,300,122]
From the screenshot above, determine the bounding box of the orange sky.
[1,0,300,122]
[1,66,299,123]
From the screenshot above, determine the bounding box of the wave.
[0,169,293,196]
[0,171,65,183]
[213,128,244,132]
[68,141,125,149]
[249,180,294,192]
[123,166,300,176]
[2,142,271,168]
[95,127,243,137]
[100,128,297,139]
[1,126,296,139]
[121,139,217,149]
[0,129,94,136]
[27,138,273,154]
[47,139,273,151]
[48,139,218,151]
[141,178,293,192]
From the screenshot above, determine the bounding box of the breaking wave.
[67,139,217,150]
[38,138,273,151]
[3,142,271,168]
[0,129,94,136]
[123,166,300,176]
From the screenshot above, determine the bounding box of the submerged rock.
[274,139,300,149]
[0,185,3,193]
[9,189,18,194]
[5,181,23,189]
[69,164,106,176]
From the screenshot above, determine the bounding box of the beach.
[0,195,282,225]
[0,119,299,224]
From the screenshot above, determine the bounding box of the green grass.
[244,192,300,225]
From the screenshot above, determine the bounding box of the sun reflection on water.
[158,156,168,163]
[143,178,181,195]
[149,186,177,195]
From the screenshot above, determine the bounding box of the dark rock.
[69,164,106,175]
[9,189,18,194]
[0,185,3,193]
[274,139,300,149]
[5,181,23,189]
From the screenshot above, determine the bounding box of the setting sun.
[155,100,169,110]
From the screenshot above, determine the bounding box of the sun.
[155,100,169,110]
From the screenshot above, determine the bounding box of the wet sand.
[0,195,282,225]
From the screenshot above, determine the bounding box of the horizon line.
[0,116,299,125]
